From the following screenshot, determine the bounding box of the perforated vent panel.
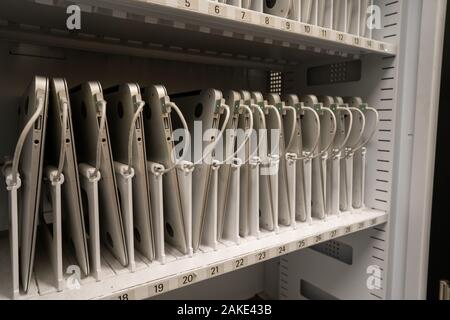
[311,240,353,265]
[269,71,283,95]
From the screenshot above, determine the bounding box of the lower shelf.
[0,208,388,300]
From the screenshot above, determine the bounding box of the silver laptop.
[141,85,188,254]
[171,89,222,251]
[44,78,90,275]
[217,90,241,239]
[251,92,275,231]
[17,76,49,292]
[70,82,128,267]
[104,84,155,261]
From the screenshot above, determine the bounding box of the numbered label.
[208,3,226,17]
[353,36,361,46]
[314,234,325,244]
[151,280,169,296]
[337,32,346,43]
[297,238,309,249]
[261,15,274,27]
[277,245,288,256]
[116,291,134,300]
[302,24,312,35]
[283,20,293,31]
[179,273,197,287]
[379,43,386,51]
[318,28,329,39]
[256,250,269,262]
[370,218,378,227]
[178,0,198,10]
[366,39,373,48]
[344,225,353,235]
[357,222,366,230]
[208,264,224,278]
[329,229,339,239]
[233,257,248,270]
[237,9,252,23]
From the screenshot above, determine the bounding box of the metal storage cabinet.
[0,0,445,300]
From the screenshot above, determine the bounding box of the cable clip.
[285,153,297,165]
[177,161,195,174]
[211,159,221,171]
[231,158,243,169]
[150,163,166,177]
[249,156,261,168]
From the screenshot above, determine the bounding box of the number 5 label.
[178,0,198,10]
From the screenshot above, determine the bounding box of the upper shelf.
[0,0,396,69]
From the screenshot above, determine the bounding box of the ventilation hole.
[106,232,114,248]
[34,139,40,145]
[311,240,353,265]
[117,102,124,119]
[145,106,152,120]
[134,227,141,243]
[66,138,71,144]
[269,71,283,95]
[81,101,87,119]
[194,103,203,118]
[102,138,106,143]
[137,137,142,142]
[81,189,90,236]
[259,209,262,217]
[165,222,174,238]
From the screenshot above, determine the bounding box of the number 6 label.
[208,3,226,17]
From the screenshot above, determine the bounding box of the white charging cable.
[192,104,230,166]
[93,96,107,178]
[330,106,353,158]
[221,104,254,165]
[353,106,380,152]
[347,106,367,153]
[10,94,45,186]
[126,99,145,175]
[266,104,282,160]
[292,106,321,161]
[313,107,337,158]
[155,101,192,174]
[56,93,69,181]
[283,105,298,152]
[247,104,267,164]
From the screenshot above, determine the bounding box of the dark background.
[427,1,450,300]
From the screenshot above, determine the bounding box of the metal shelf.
[0,0,396,70]
[0,209,388,300]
